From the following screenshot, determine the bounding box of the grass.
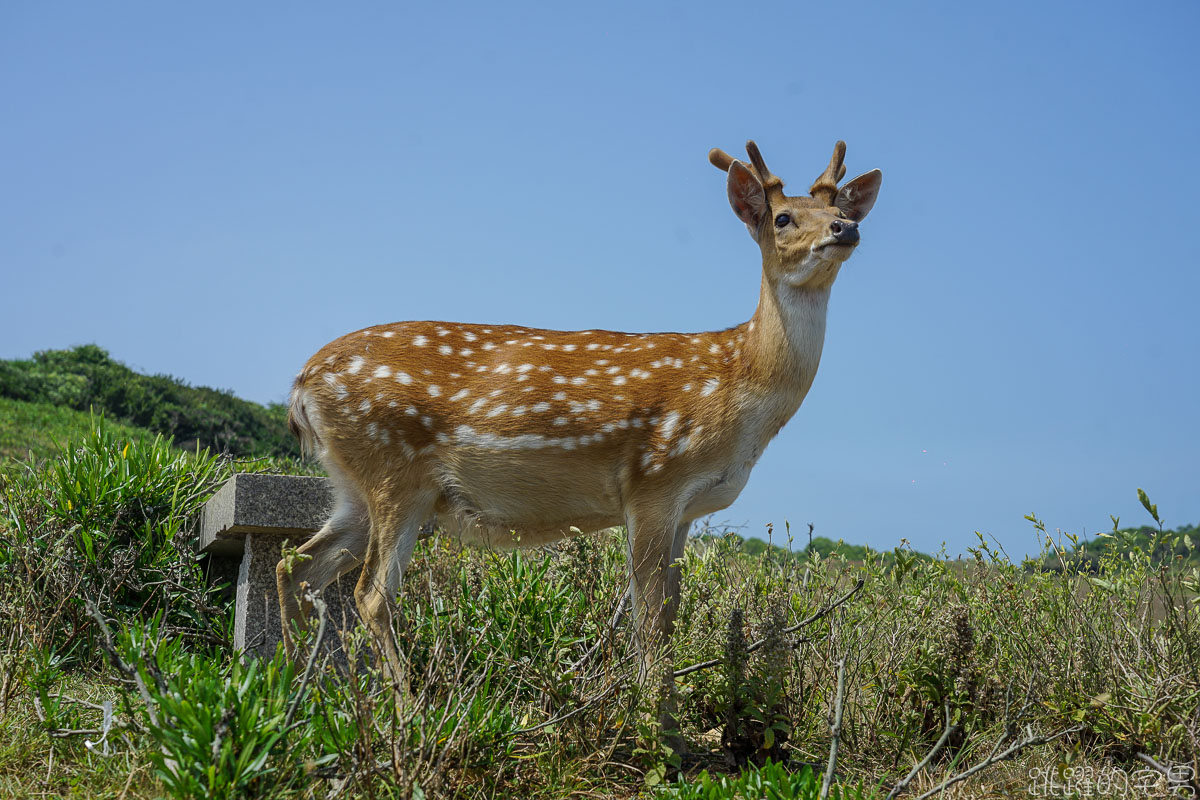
[1,417,1197,799]
[0,396,154,465]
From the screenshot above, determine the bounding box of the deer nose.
[830,219,859,244]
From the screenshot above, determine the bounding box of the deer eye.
[774,213,791,228]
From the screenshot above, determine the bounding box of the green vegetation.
[0,395,155,464]
[712,526,932,565]
[1043,521,1200,572]
[1,417,1198,798]
[0,345,298,458]
[661,761,868,799]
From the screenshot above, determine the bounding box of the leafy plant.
[661,761,872,799]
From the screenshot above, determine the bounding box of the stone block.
[199,473,334,555]
[198,473,362,665]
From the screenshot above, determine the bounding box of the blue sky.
[3,1,1197,556]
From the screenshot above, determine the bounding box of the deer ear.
[727,160,768,233]
[835,169,882,222]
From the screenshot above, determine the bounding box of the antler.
[708,141,785,206]
[707,147,737,172]
[809,141,847,205]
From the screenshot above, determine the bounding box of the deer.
[277,139,881,740]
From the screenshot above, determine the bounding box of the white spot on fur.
[359,399,372,413]
[413,335,428,347]
[532,402,550,413]
[612,375,627,386]
[450,389,470,402]
[347,356,365,374]
[382,331,395,338]
[463,331,477,342]
[517,363,534,373]
[570,377,587,386]
[428,385,441,397]
[553,416,568,426]
[660,411,680,439]
[439,345,453,355]
[562,344,576,352]
[395,372,413,385]
[486,404,509,417]
[701,377,720,396]
[374,365,392,379]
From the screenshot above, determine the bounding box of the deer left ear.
[727,160,768,235]
[835,169,882,222]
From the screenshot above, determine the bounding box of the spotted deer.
[278,140,881,710]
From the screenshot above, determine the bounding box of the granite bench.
[197,473,361,661]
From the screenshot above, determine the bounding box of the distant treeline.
[708,524,1199,572]
[701,530,932,564]
[1045,523,1200,572]
[0,345,299,458]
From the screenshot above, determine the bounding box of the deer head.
[708,141,882,290]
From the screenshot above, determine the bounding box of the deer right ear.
[727,160,768,235]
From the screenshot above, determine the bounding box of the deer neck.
[742,274,831,412]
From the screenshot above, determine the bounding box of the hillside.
[0,345,298,459]
[0,396,156,464]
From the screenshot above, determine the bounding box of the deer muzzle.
[829,219,859,245]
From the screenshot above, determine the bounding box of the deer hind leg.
[354,489,436,695]
[276,485,369,659]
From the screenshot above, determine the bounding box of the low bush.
[0,418,231,666]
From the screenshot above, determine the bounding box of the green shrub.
[117,615,314,800]
[0,416,231,659]
[661,761,872,799]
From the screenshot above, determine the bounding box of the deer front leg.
[626,503,691,752]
